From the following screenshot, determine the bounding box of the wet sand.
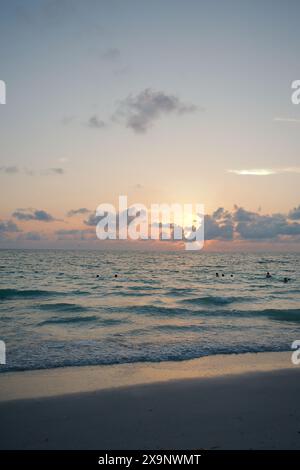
[0,352,299,449]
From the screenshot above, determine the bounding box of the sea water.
[0,250,299,372]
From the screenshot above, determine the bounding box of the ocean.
[0,250,299,372]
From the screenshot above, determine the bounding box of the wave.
[39,315,98,325]
[0,344,291,374]
[204,307,300,322]
[123,304,191,316]
[116,304,300,323]
[127,284,162,291]
[39,315,127,326]
[167,287,195,297]
[99,318,128,326]
[257,308,300,322]
[0,315,11,322]
[275,289,300,294]
[38,302,89,313]
[181,295,249,306]
[71,290,91,296]
[0,288,62,300]
[0,288,89,300]
[194,307,300,322]
[110,290,153,297]
[257,259,289,264]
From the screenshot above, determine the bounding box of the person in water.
[283,277,290,283]
[216,272,219,277]
[266,272,272,278]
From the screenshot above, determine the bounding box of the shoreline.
[0,351,300,449]
[0,350,295,402]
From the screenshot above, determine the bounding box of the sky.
[0,0,300,250]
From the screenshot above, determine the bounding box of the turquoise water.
[0,250,299,372]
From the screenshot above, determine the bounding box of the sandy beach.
[0,351,300,450]
[1,0,300,455]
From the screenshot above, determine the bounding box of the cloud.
[228,168,300,176]
[0,220,21,233]
[0,166,65,176]
[113,88,197,133]
[202,205,300,242]
[233,206,256,222]
[101,48,121,61]
[0,219,21,241]
[56,229,83,236]
[199,205,300,242]
[62,116,75,126]
[12,209,55,222]
[204,208,234,240]
[84,213,102,226]
[274,117,300,123]
[232,206,300,240]
[52,168,64,174]
[228,169,276,176]
[288,206,300,220]
[84,208,145,230]
[20,231,44,241]
[0,166,19,174]
[55,228,95,240]
[67,208,91,217]
[6,205,300,245]
[236,214,283,240]
[83,205,300,243]
[87,115,106,129]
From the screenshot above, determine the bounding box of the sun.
[182,210,200,229]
